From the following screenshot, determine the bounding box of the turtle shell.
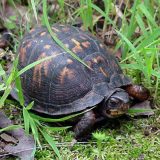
[16,24,131,115]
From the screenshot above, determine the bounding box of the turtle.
[12,24,150,139]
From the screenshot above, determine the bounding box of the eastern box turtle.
[12,24,149,138]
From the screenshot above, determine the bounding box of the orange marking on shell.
[82,41,90,48]
[71,39,81,46]
[33,52,51,86]
[40,32,46,36]
[62,27,70,32]
[59,67,75,84]
[19,47,26,63]
[93,56,104,64]
[71,39,83,53]
[67,59,73,64]
[93,58,98,63]
[100,43,104,48]
[30,28,35,33]
[72,46,83,53]
[99,67,108,77]
[44,45,51,49]
[27,42,32,48]
[86,61,92,68]
[52,27,60,32]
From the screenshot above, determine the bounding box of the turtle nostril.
[121,103,129,111]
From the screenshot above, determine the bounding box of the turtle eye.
[108,98,120,108]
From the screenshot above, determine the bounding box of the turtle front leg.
[74,110,96,140]
[125,84,150,101]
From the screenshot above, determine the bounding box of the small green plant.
[92,131,110,159]
[0,57,18,108]
[116,1,160,90]
[22,103,65,160]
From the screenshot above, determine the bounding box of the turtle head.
[102,89,130,118]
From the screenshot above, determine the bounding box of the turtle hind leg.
[125,84,150,101]
[74,110,96,140]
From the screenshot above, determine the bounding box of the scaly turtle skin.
[12,24,149,139]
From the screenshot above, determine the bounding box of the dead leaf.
[0,111,35,160]
[4,135,35,160]
[0,133,18,143]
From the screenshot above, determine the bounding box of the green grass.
[0,0,160,159]
[34,114,160,160]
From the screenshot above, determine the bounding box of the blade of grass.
[125,0,140,38]
[57,0,65,21]
[135,13,147,36]
[30,107,95,122]
[0,86,12,107]
[23,107,30,134]
[127,108,154,114]
[40,128,62,160]
[0,84,6,91]
[26,101,34,110]
[31,0,38,23]
[115,30,137,54]
[80,0,93,31]
[15,74,24,106]
[102,0,111,34]
[44,126,71,131]
[91,3,117,29]
[57,0,64,9]
[0,125,22,133]
[136,28,160,50]
[121,0,140,58]
[144,48,156,83]
[120,63,140,70]
[0,64,5,77]
[139,3,158,27]
[30,117,41,148]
